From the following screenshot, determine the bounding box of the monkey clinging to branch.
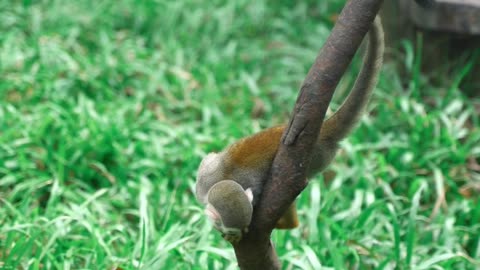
[195,17,384,243]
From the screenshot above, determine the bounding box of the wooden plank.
[410,0,480,34]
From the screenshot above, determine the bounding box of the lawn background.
[1,0,479,269]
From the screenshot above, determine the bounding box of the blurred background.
[0,0,479,269]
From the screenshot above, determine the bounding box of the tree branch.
[232,0,384,269]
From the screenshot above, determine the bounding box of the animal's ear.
[245,188,253,203]
[205,203,220,221]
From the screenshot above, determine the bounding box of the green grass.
[1,0,479,269]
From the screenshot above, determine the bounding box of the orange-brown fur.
[228,126,284,169]
[275,202,299,229]
[226,126,299,229]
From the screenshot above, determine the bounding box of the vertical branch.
[232,0,384,269]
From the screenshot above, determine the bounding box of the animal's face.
[204,181,254,244]
[205,203,243,243]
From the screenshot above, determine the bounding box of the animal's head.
[205,180,253,243]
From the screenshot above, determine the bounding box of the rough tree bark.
[231,0,384,269]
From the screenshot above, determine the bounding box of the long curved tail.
[320,17,384,142]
